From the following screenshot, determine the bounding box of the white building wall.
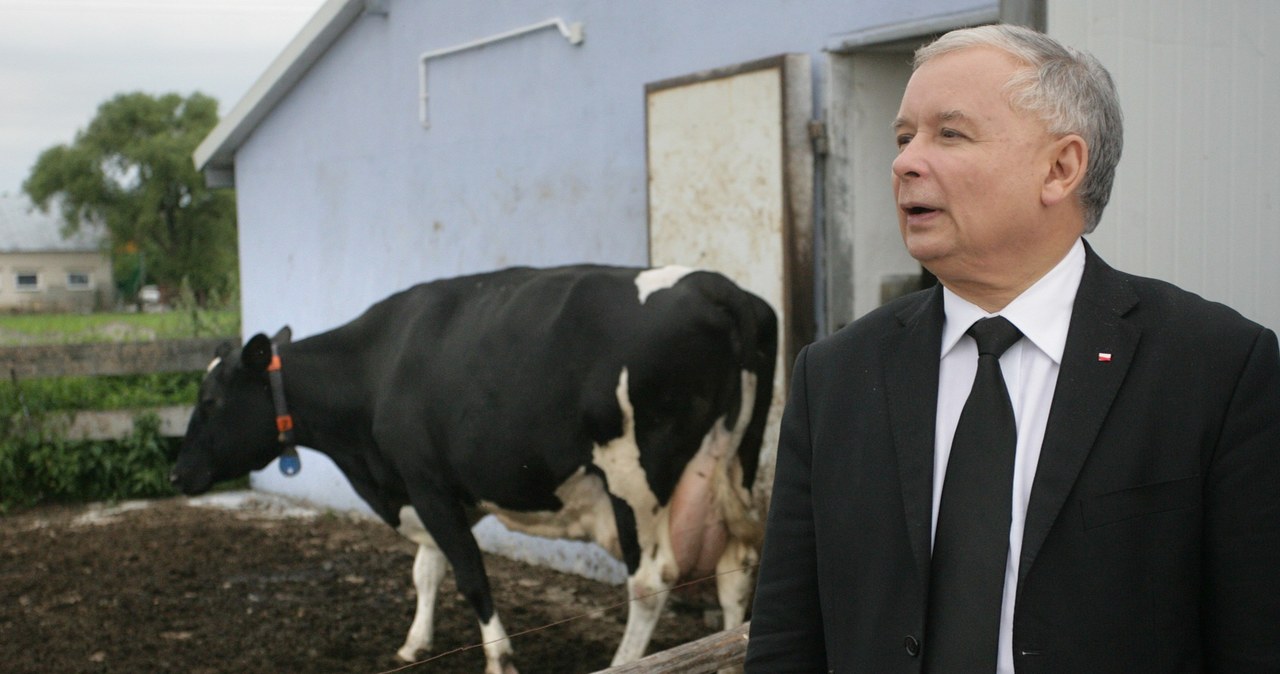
[1051,0,1280,330]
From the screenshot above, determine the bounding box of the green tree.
[22,91,237,305]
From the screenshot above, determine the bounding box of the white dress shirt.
[931,238,1085,674]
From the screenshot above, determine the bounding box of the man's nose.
[892,139,925,180]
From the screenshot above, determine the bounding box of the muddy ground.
[0,495,719,673]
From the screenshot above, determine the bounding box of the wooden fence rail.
[59,405,195,440]
[593,623,749,674]
[3,338,226,439]
[0,337,227,380]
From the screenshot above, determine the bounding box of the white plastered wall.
[1052,0,1280,330]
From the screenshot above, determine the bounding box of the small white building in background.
[0,194,113,313]
[196,0,1278,532]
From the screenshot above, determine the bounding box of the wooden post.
[593,623,750,674]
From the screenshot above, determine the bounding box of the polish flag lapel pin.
[1097,352,1113,362]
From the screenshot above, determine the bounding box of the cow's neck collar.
[267,343,301,475]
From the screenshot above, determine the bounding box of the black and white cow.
[170,264,776,673]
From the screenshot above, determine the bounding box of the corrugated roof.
[0,194,105,253]
[193,0,371,186]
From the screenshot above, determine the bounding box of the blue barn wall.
[223,0,993,512]
[234,0,991,337]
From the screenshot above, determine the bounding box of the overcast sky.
[0,0,327,197]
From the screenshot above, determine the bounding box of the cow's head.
[170,327,292,495]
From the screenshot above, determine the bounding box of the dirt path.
[0,495,716,673]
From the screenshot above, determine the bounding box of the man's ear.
[242,333,274,372]
[1042,133,1088,207]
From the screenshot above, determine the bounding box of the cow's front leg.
[404,487,517,674]
[478,612,516,674]
[396,542,448,662]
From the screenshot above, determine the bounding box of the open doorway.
[824,45,925,333]
[822,6,1001,332]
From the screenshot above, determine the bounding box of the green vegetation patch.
[3,372,201,413]
[1,372,206,512]
[0,413,176,512]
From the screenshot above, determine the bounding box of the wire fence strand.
[373,562,758,674]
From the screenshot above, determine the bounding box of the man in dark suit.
[745,24,1279,673]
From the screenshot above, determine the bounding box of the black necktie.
[925,315,1023,672]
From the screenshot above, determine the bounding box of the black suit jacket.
[746,244,1280,673]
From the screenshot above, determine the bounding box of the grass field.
[0,309,238,346]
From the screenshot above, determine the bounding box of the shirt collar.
[940,238,1085,364]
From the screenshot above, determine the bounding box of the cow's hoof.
[395,646,427,663]
[484,656,519,674]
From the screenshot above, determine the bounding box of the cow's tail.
[728,291,777,494]
[693,272,778,531]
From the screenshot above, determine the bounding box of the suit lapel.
[1018,244,1141,584]
[882,286,945,587]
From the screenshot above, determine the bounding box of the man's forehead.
[900,47,1026,101]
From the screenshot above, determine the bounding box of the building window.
[15,272,39,292]
[67,271,92,290]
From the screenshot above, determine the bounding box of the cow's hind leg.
[715,535,758,630]
[610,512,677,666]
[709,536,758,674]
[613,559,673,665]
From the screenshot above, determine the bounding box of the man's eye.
[940,128,964,139]
[896,134,913,148]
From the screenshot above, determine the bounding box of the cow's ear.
[242,333,274,372]
[272,325,292,346]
